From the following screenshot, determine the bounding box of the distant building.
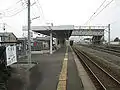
[110,41,120,45]
[114,37,120,42]
[0,32,17,46]
[17,38,27,56]
[0,32,17,42]
[32,36,50,50]
[17,36,50,52]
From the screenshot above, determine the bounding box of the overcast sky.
[0,0,120,40]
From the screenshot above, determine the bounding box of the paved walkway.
[8,46,84,90]
[30,46,83,90]
[30,47,66,90]
[67,47,84,90]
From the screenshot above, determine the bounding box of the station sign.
[6,45,17,66]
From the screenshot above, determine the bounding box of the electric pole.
[28,0,31,67]
[50,23,53,54]
[3,23,5,43]
[108,24,110,45]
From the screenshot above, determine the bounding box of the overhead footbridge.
[72,26,107,44]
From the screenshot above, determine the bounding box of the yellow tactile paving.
[57,47,68,90]
[65,53,68,56]
[57,81,66,90]
[64,58,68,61]
[59,73,67,80]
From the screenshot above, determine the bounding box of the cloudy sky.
[0,0,120,41]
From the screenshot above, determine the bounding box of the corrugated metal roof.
[23,25,74,31]
[0,32,12,36]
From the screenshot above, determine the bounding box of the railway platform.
[7,46,96,90]
[29,46,84,90]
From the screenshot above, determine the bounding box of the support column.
[108,24,110,45]
[27,0,31,66]
[50,31,52,54]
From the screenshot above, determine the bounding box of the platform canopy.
[23,25,74,31]
[23,25,74,39]
[23,25,107,38]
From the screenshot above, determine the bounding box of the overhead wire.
[4,0,22,11]
[1,0,45,24]
[5,7,27,17]
[3,0,36,17]
[85,0,115,25]
[35,0,46,23]
[0,0,34,36]
[91,0,114,21]
[31,7,37,20]
[0,0,27,17]
[30,0,38,20]
[84,0,107,25]
[89,0,120,29]
[2,0,26,14]
[36,0,45,18]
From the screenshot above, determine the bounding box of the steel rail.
[74,48,106,90]
[81,44,120,57]
[94,45,120,53]
[92,46,120,57]
[73,47,120,90]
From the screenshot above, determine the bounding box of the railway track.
[94,45,120,52]
[92,46,120,57]
[81,44,120,57]
[73,46,120,90]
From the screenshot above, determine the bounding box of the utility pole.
[3,23,5,31]
[108,24,110,46]
[49,23,53,54]
[50,31,52,54]
[3,23,5,43]
[28,0,31,67]
[50,23,53,54]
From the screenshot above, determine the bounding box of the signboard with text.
[6,45,17,66]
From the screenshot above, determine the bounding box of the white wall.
[0,37,1,46]
[0,37,1,42]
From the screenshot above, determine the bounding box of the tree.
[114,37,120,42]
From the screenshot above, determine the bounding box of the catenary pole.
[28,0,31,67]
[108,24,110,45]
[50,23,53,54]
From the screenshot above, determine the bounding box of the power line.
[27,1,41,22]
[84,0,107,25]
[3,1,35,17]
[91,0,114,21]
[95,0,107,14]
[35,0,46,22]
[0,0,27,17]
[29,0,46,24]
[30,0,39,20]
[5,7,27,17]
[3,0,26,14]
[5,0,22,11]
[5,4,27,17]
[36,0,45,16]
[31,6,37,19]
